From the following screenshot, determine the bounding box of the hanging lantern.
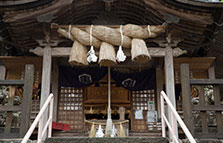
[131,39,151,63]
[99,42,116,66]
[69,41,88,66]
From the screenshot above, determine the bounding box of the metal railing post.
[38,116,43,143]
[21,93,54,143]
[48,96,54,138]
[161,95,166,137]
[160,91,196,143]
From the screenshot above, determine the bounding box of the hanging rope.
[147,25,152,37]
[116,25,126,62]
[87,25,98,63]
[68,25,71,39]
[89,123,96,137]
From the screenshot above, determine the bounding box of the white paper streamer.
[116,25,126,62]
[96,124,104,138]
[111,125,117,137]
[87,25,98,63]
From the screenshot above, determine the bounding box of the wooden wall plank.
[0,65,6,80]
[5,86,16,133]
[180,64,194,135]
[156,63,163,118]
[19,64,34,137]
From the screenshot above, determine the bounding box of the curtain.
[59,66,107,88]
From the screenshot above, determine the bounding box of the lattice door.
[131,90,155,131]
[58,87,84,131]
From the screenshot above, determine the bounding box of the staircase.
[44,137,169,143]
[20,91,198,143]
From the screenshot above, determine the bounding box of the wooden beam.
[30,47,187,57]
[144,0,213,24]
[190,79,223,85]
[0,133,19,139]
[180,64,194,135]
[164,46,178,139]
[156,58,163,119]
[40,46,52,139]
[19,64,34,137]
[4,0,73,22]
[0,65,6,80]
[0,80,24,85]
[5,87,15,133]
[175,0,223,8]
[52,59,59,122]
[0,106,22,112]
[192,105,223,111]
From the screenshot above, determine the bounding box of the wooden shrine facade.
[1,55,222,139]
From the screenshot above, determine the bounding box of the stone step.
[0,139,34,143]
[45,137,169,143]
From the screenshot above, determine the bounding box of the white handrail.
[160,91,196,143]
[22,93,54,143]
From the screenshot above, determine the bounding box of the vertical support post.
[161,94,166,137]
[5,86,16,133]
[180,64,194,136]
[52,60,59,121]
[199,85,208,133]
[156,62,163,119]
[40,46,52,140]
[19,64,34,137]
[208,63,223,134]
[0,65,6,80]
[164,46,178,139]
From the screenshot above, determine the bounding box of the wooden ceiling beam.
[29,47,187,57]
[144,0,213,24]
[3,0,73,22]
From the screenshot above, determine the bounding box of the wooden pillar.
[180,64,194,136]
[156,63,163,119]
[164,46,178,139]
[5,86,16,134]
[0,65,6,80]
[40,46,52,139]
[19,64,35,137]
[52,60,59,121]
[208,63,223,134]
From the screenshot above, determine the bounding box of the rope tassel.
[87,25,98,63]
[116,25,126,62]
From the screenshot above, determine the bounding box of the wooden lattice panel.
[131,90,155,131]
[58,87,84,131]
